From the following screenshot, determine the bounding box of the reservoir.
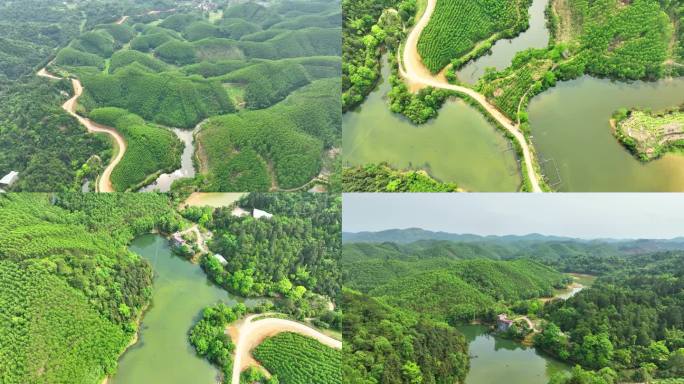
[458,325,568,384]
[111,234,257,384]
[456,0,550,84]
[343,56,521,191]
[529,76,684,191]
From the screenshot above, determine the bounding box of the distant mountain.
[342,228,577,244]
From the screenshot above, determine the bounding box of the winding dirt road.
[400,0,543,192]
[228,314,342,384]
[37,69,126,192]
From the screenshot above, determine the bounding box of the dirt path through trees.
[400,0,543,192]
[37,69,126,192]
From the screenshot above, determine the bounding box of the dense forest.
[0,193,181,384]
[198,78,341,191]
[196,193,341,321]
[187,0,342,193]
[0,78,110,192]
[0,0,180,191]
[188,302,248,382]
[538,251,684,382]
[342,0,408,109]
[343,289,470,384]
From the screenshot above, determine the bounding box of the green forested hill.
[538,251,684,382]
[198,78,341,191]
[342,238,684,275]
[199,193,341,317]
[342,237,581,384]
[88,107,183,191]
[0,193,181,384]
[344,253,568,322]
[0,78,110,192]
[343,289,470,384]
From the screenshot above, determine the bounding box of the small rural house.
[212,254,228,266]
[253,209,273,220]
[231,207,249,217]
[0,171,19,187]
[497,314,513,332]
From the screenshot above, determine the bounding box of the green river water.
[458,325,569,384]
[529,76,684,191]
[456,0,550,84]
[343,56,522,191]
[110,234,255,384]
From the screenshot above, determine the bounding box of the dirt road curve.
[37,69,126,192]
[400,0,543,192]
[116,15,129,25]
[229,314,342,384]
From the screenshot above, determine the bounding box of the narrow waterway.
[140,128,196,192]
[458,325,569,384]
[343,56,521,191]
[456,0,550,84]
[110,234,257,384]
[529,76,684,191]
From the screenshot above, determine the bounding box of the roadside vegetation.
[342,0,416,109]
[342,163,459,192]
[253,332,341,384]
[88,107,183,191]
[0,193,182,384]
[612,106,684,161]
[0,78,110,191]
[188,302,248,382]
[0,0,172,191]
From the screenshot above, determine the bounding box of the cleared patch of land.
[613,107,684,161]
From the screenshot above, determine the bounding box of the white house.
[253,209,273,220]
[231,206,249,218]
[0,171,19,187]
[213,254,228,266]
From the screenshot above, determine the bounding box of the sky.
[343,194,684,239]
